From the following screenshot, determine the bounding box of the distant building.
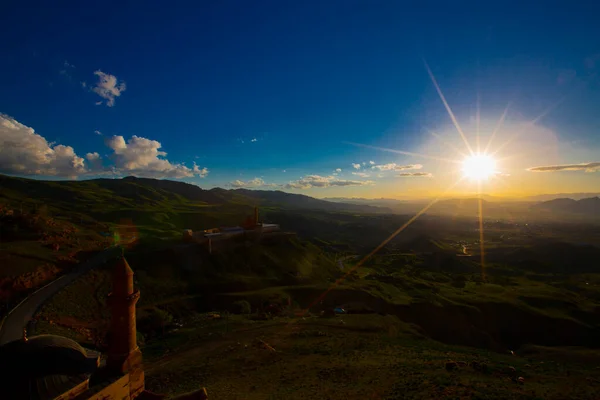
[258,223,280,233]
[181,206,281,246]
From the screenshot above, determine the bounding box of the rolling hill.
[0,174,389,215]
[531,197,600,216]
[525,193,600,202]
[232,188,390,213]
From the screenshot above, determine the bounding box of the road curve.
[0,246,120,345]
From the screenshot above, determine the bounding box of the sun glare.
[462,154,496,181]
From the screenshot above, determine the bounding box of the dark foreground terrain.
[2,174,600,398]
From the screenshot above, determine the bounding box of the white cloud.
[335,168,342,173]
[86,152,100,161]
[352,172,370,178]
[371,163,423,171]
[527,162,600,173]
[369,160,375,165]
[396,172,433,177]
[285,175,374,189]
[105,135,209,178]
[230,180,247,188]
[0,114,86,178]
[371,163,395,171]
[81,82,87,88]
[192,164,210,178]
[229,177,278,188]
[92,70,126,107]
[396,164,423,170]
[86,152,103,169]
[94,130,102,135]
[352,163,361,170]
[0,115,210,180]
[251,138,258,142]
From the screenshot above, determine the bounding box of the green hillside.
[4,173,600,398]
[0,174,392,243]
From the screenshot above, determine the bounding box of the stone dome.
[0,334,98,377]
[0,335,99,399]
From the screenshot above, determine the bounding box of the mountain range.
[0,174,390,214]
[1,174,599,222]
[326,193,600,203]
[523,193,600,202]
[531,197,600,215]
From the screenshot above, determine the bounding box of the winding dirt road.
[0,246,120,345]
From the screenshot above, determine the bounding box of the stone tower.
[107,256,145,397]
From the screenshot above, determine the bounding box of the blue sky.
[1,1,599,198]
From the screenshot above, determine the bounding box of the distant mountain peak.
[532,196,600,215]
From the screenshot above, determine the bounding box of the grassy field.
[141,313,600,399]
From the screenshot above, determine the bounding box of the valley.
[1,174,600,399]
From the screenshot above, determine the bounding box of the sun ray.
[495,141,558,164]
[344,141,461,164]
[492,96,566,157]
[530,95,567,125]
[477,181,486,281]
[484,102,510,154]
[296,177,465,318]
[424,60,474,155]
[491,177,519,224]
[428,130,468,158]
[476,90,481,153]
[490,130,523,158]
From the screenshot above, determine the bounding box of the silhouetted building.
[0,256,208,399]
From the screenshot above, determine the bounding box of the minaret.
[107,256,144,397]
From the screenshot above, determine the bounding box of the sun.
[462,154,497,181]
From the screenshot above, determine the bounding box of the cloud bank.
[106,135,208,178]
[527,162,600,172]
[0,114,86,178]
[0,114,209,179]
[372,163,423,171]
[229,178,278,188]
[397,172,433,177]
[286,175,373,189]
